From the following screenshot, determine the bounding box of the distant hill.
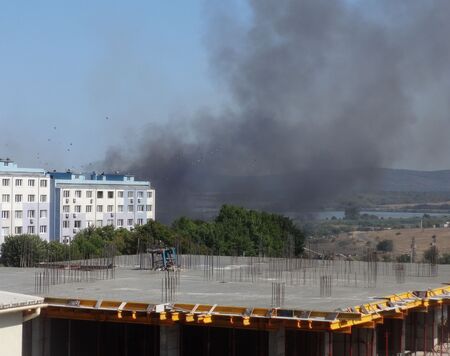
[376,168,450,192]
[152,168,450,222]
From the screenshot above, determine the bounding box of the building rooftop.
[49,171,150,187]
[0,160,46,175]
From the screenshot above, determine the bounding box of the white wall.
[0,311,23,356]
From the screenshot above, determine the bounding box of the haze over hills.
[209,168,450,194]
[375,168,450,192]
[145,168,450,223]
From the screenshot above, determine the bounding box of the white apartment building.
[49,171,155,243]
[0,160,50,244]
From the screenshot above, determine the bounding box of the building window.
[127,219,133,226]
[2,178,10,186]
[97,205,103,213]
[28,194,35,203]
[2,194,10,203]
[27,210,35,218]
[107,205,113,212]
[63,205,70,213]
[74,205,81,213]
[15,210,23,219]
[137,191,144,198]
[75,190,82,198]
[146,205,152,211]
[117,219,123,227]
[1,211,9,219]
[137,218,144,225]
[74,220,81,228]
[63,221,70,228]
[86,191,92,198]
[40,180,47,187]
[40,210,47,218]
[2,227,10,236]
[15,194,22,203]
[137,205,145,212]
[86,205,92,213]
[97,191,104,199]
[40,195,47,203]
[28,179,35,187]
[117,191,124,198]
[96,220,103,227]
[147,191,153,198]
[14,227,22,234]
[118,205,124,212]
[27,226,35,234]
[107,191,114,199]
[127,205,133,212]
[127,191,134,198]
[40,225,47,233]
[63,190,70,198]
[15,179,22,186]
[107,219,113,225]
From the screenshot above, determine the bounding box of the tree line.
[0,205,305,267]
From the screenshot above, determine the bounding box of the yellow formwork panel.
[43,284,450,332]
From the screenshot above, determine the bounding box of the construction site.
[2,247,450,356]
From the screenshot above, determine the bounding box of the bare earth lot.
[315,227,450,258]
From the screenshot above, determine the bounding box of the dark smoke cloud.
[103,0,450,222]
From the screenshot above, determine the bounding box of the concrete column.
[371,328,377,356]
[391,319,405,355]
[30,316,51,356]
[412,308,439,352]
[0,312,23,356]
[354,328,377,356]
[160,325,180,356]
[268,328,285,356]
[322,332,330,356]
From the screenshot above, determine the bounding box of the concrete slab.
[0,291,44,311]
[1,257,450,311]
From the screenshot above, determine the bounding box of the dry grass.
[315,227,450,258]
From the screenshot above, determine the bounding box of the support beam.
[160,325,180,356]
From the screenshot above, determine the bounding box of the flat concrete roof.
[1,257,450,311]
[0,291,44,311]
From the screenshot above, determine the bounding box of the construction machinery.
[148,247,177,270]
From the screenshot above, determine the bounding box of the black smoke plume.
[104,0,450,222]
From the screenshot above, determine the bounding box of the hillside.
[376,169,450,192]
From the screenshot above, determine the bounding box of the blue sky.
[0,0,224,170]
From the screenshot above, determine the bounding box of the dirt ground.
[313,227,450,259]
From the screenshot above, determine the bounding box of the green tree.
[344,205,360,220]
[0,234,47,267]
[46,241,70,262]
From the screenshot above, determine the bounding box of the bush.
[423,246,439,263]
[439,253,450,264]
[376,239,393,252]
[396,254,410,263]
